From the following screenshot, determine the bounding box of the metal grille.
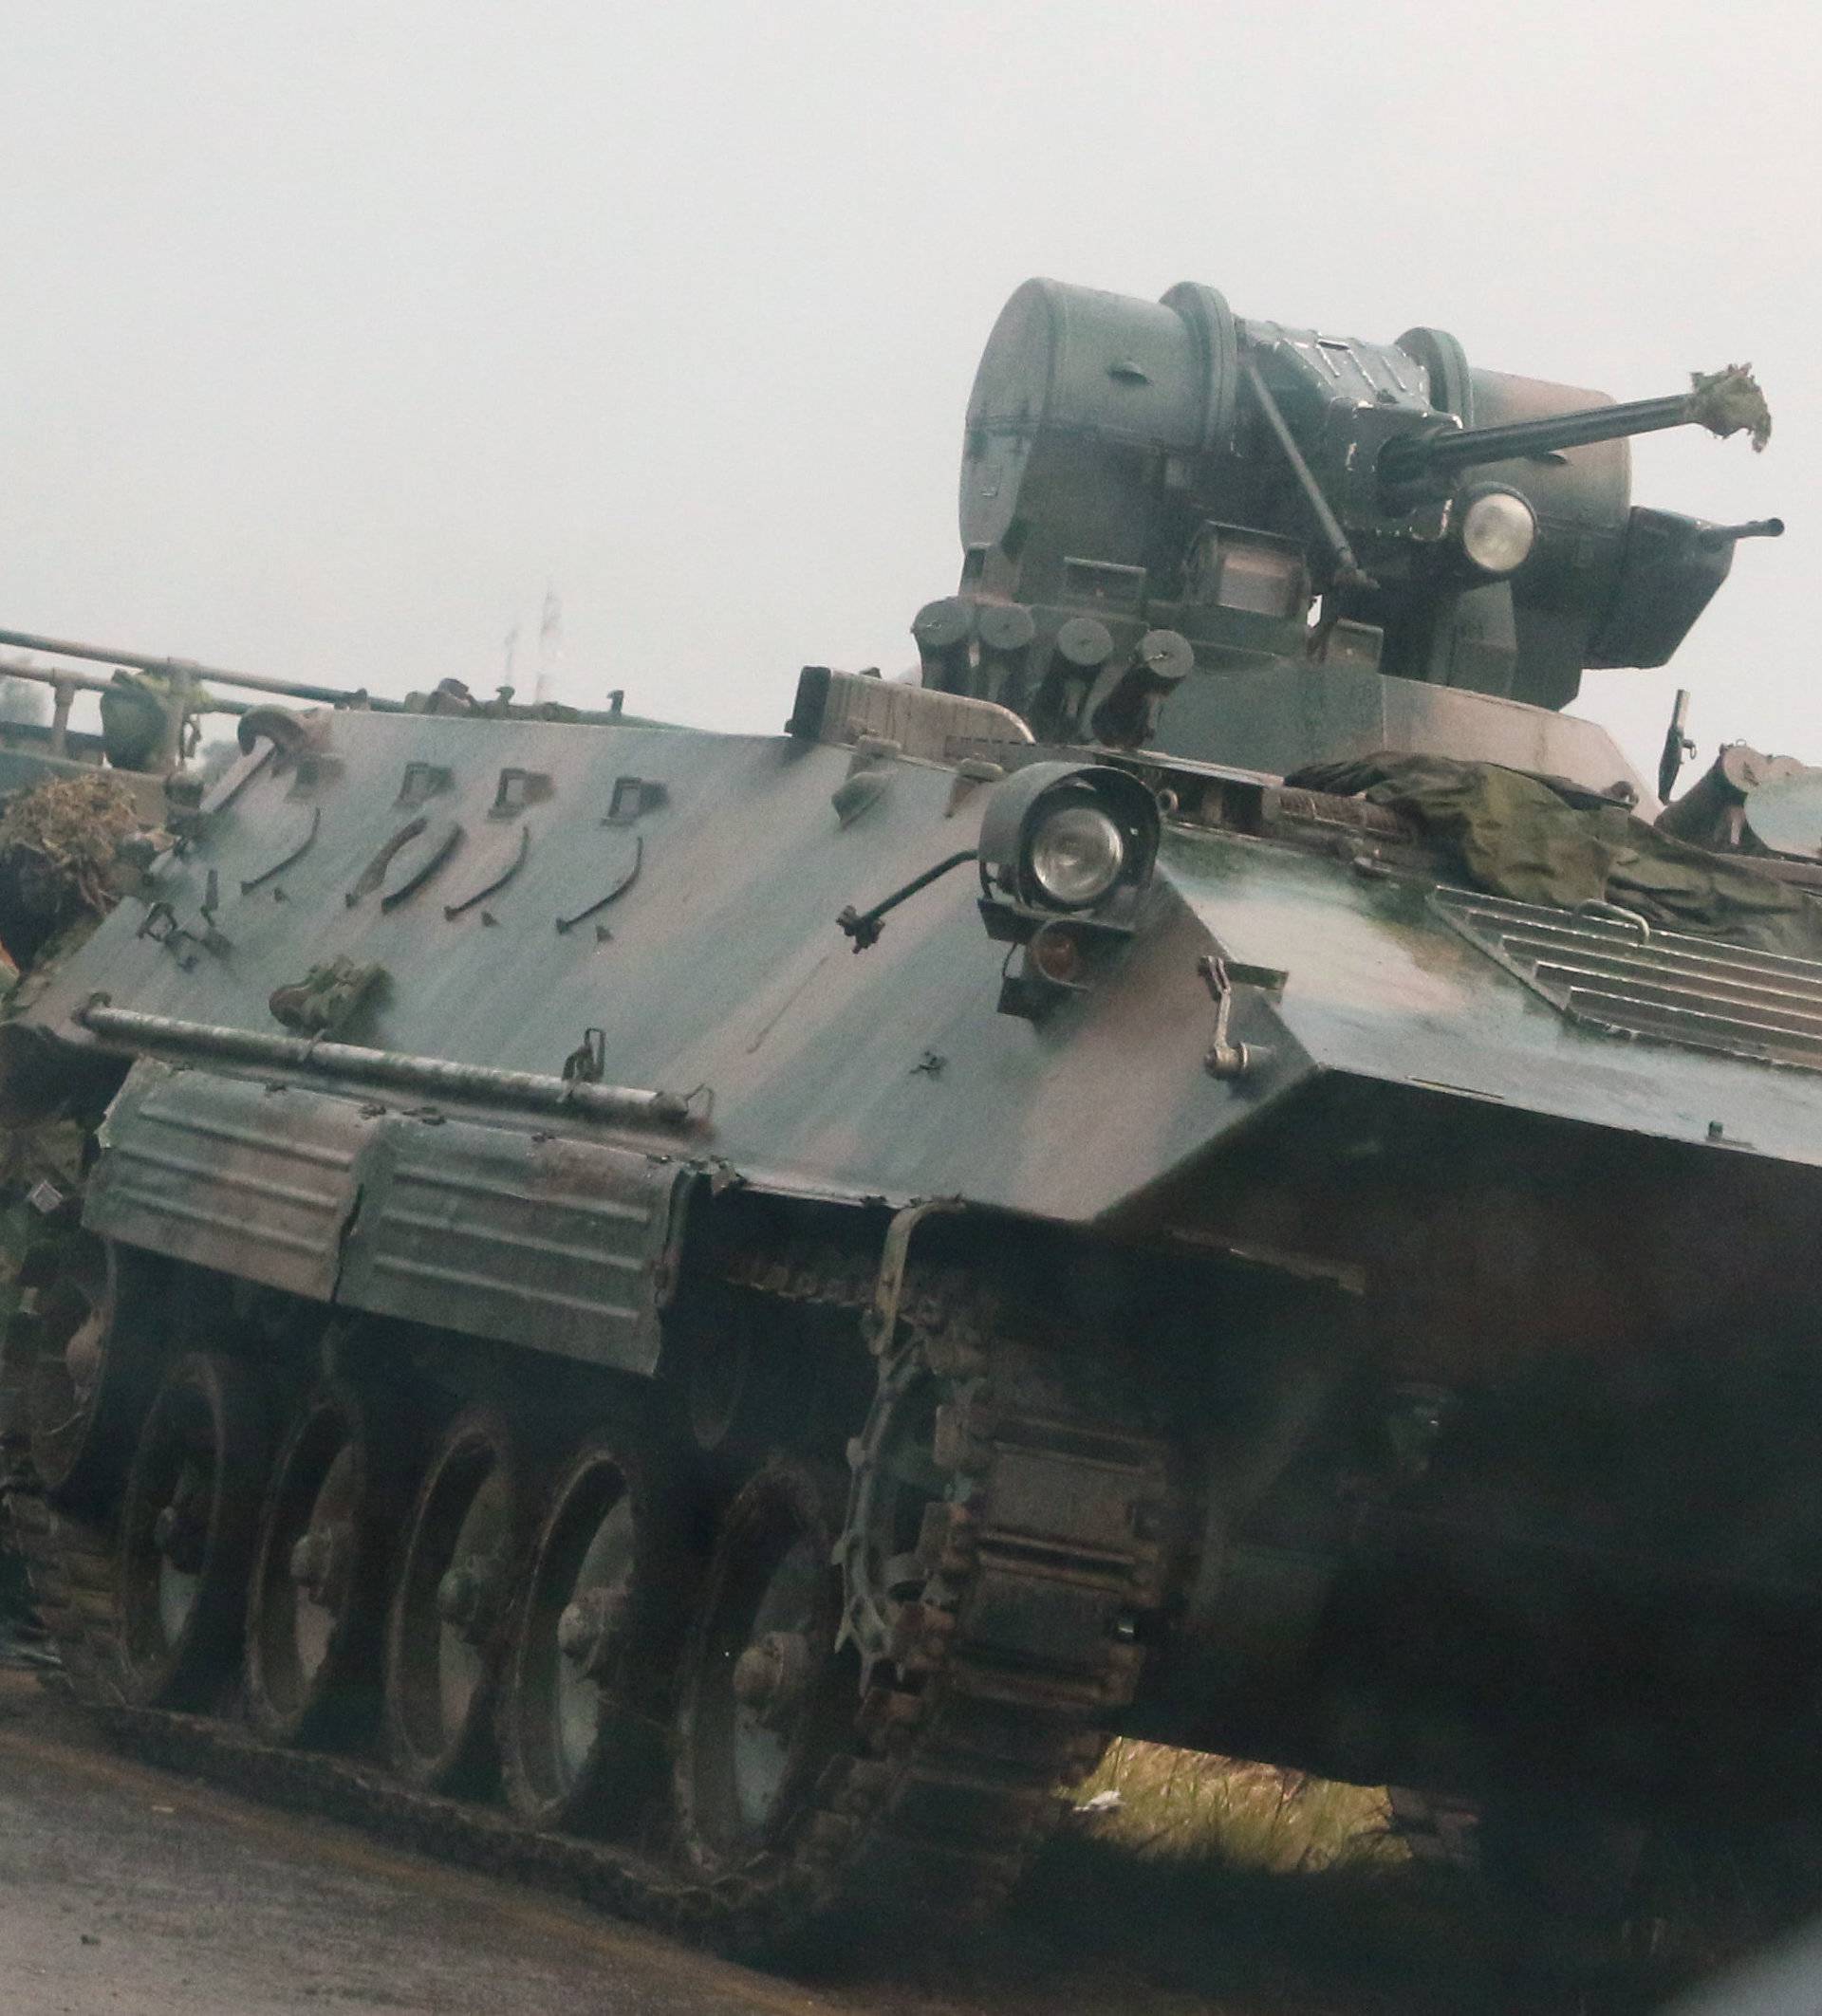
[1433,886,1822,1072]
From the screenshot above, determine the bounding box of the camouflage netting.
[0,770,149,971]
[1689,363,1773,453]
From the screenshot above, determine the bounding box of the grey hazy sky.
[2,2,1814,786]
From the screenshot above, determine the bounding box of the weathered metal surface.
[22,696,1822,1265]
[1156,826,1822,1168]
[13,712,1275,1224]
[338,1114,685,1371]
[787,666,1032,760]
[78,1002,694,1130]
[1435,887,1822,1072]
[84,1061,378,1301]
[80,1056,686,1369]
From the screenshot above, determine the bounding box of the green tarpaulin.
[1289,752,1822,960]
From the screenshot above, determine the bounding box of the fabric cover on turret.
[1291,752,1822,959]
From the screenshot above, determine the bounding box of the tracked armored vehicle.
[0,277,1805,1948]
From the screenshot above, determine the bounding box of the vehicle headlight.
[1027,801,1126,908]
[1457,487,1537,576]
[977,759,1160,921]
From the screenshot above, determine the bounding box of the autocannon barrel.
[1377,366,1771,492]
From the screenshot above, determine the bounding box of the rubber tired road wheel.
[247,1381,396,1747]
[673,1459,855,1877]
[28,1235,164,1510]
[499,1428,691,1831]
[117,1351,268,1710]
[384,1407,523,1792]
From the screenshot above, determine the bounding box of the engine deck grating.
[1433,886,1822,1073]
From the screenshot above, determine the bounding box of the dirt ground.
[0,1665,1776,2016]
[0,1672,829,2016]
[0,1663,1301,2016]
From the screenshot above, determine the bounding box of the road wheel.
[384,1407,524,1791]
[673,1459,854,1877]
[117,1351,268,1708]
[247,1380,397,1747]
[498,1422,692,1831]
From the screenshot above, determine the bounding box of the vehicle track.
[2,1235,1179,1958]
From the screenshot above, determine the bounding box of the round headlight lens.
[1459,489,1537,576]
[1027,801,1125,908]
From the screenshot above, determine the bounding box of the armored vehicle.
[0,277,1805,1949]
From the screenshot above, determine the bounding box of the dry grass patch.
[1074,1740,1399,1874]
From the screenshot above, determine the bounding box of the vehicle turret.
[920,278,1778,788]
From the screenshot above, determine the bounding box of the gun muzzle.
[1697,517,1785,550]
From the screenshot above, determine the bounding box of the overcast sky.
[2,2,1814,786]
